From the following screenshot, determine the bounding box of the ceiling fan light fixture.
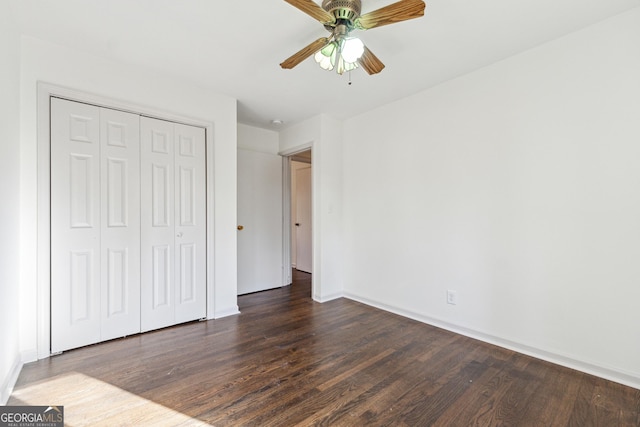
[336,56,358,75]
[320,42,336,57]
[314,37,362,74]
[281,0,425,75]
[322,0,362,21]
[341,37,364,63]
[315,51,334,70]
[314,42,336,70]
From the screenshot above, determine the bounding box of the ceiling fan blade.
[356,0,426,30]
[284,0,335,24]
[358,46,385,75]
[280,37,330,70]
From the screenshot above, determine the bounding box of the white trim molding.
[281,156,292,286]
[211,307,241,319]
[0,354,22,405]
[278,143,313,158]
[314,292,343,303]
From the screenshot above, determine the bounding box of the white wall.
[316,116,344,300]
[342,8,640,388]
[237,124,283,294]
[0,0,22,404]
[238,123,279,153]
[19,36,239,361]
[280,115,344,302]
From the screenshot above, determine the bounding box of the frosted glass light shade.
[314,41,337,70]
[314,38,361,74]
[314,50,335,70]
[342,37,364,63]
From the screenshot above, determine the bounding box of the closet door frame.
[36,83,217,358]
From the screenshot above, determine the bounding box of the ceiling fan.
[280,0,426,75]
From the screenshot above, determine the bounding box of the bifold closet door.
[140,117,206,332]
[51,98,141,353]
[99,107,141,341]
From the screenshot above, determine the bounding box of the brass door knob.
[237,225,244,231]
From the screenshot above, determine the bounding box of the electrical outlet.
[447,290,458,305]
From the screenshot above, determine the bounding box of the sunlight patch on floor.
[10,372,211,426]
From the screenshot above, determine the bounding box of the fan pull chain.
[348,69,353,86]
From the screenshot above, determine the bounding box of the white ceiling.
[11,0,640,130]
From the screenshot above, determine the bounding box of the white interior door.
[51,98,101,352]
[141,118,175,331]
[51,98,141,352]
[140,117,206,331]
[173,123,207,323]
[295,166,312,273]
[237,149,283,294]
[99,106,141,341]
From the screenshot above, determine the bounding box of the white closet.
[50,98,206,353]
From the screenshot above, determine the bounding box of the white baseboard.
[313,292,343,303]
[344,291,640,391]
[1,354,22,405]
[211,306,241,319]
[21,349,38,364]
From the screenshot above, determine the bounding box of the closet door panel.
[174,124,206,323]
[140,117,176,332]
[51,98,102,353]
[100,107,141,341]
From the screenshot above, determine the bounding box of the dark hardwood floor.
[10,270,640,426]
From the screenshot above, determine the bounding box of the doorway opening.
[291,150,312,274]
[283,149,313,287]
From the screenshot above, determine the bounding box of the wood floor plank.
[9,270,640,426]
